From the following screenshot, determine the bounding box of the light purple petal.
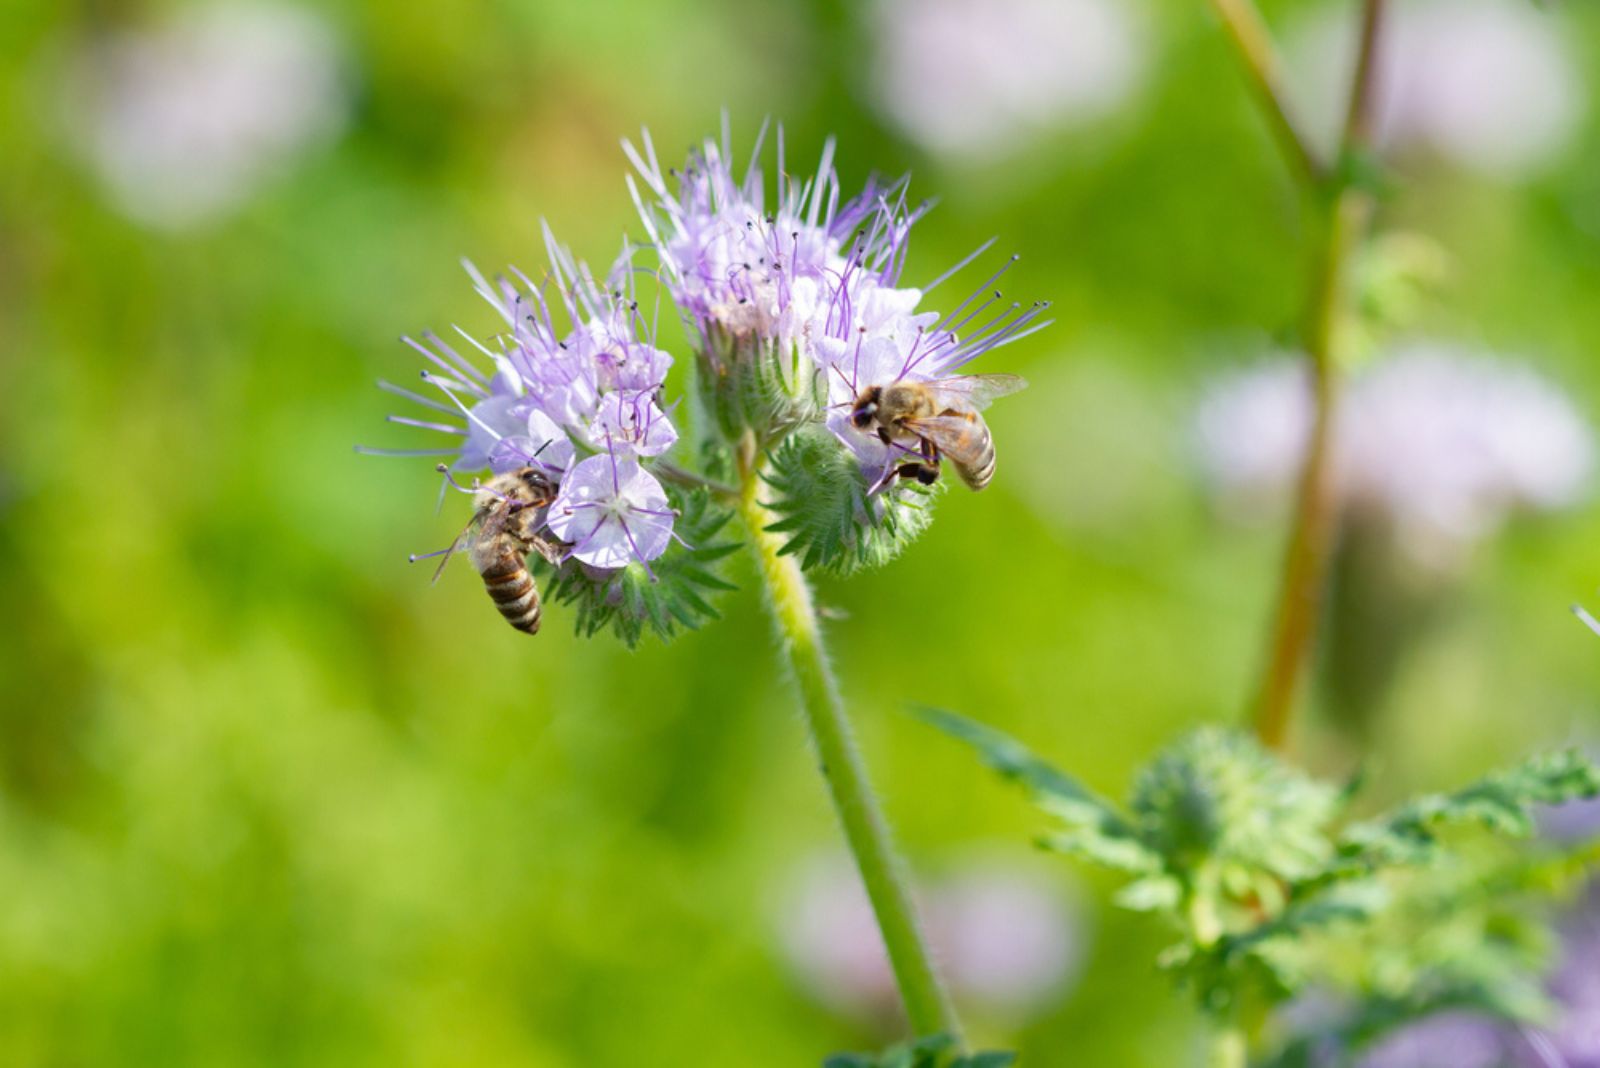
[548,455,674,569]
[456,390,523,471]
[590,390,680,458]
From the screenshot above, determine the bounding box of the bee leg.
[910,438,941,484]
[894,461,941,485]
[877,427,892,446]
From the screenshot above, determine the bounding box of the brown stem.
[1342,0,1388,150]
[1247,0,1386,750]
[1207,0,1326,185]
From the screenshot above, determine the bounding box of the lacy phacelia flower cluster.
[370,227,681,573]
[368,123,1043,639]
[625,123,1046,485]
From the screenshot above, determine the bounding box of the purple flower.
[625,122,888,353]
[364,225,686,574]
[587,390,679,458]
[486,407,576,476]
[625,119,1046,478]
[1539,888,1600,1066]
[547,453,675,570]
[1356,1012,1522,1068]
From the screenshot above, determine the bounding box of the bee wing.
[430,511,488,584]
[901,413,989,466]
[923,373,1028,412]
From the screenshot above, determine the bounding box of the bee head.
[850,386,882,430]
[516,467,557,505]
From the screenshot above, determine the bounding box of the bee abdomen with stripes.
[465,466,559,637]
[477,549,543,634]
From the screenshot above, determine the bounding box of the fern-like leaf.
[1339,749,1600,869]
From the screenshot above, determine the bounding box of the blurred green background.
[2,0,1599,1064]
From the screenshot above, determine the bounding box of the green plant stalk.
[1187,886,1249,1068]
[736,442,963,1043]
[1209,1028,1248,1068]
[1225,0,1386,751]
[1207,0,1325,184]
[1250,190,1369,750]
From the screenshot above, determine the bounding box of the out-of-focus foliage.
[826,1032,1016,1068]
[923,709,1600,1051]
[3,0,1600,1064]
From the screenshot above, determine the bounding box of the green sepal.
[763,426,940,576]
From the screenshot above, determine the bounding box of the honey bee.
[423,466,563,635]
[849,374,1027,491]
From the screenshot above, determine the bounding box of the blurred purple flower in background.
[868,0,1147,158]
[1288,0,1585,178]
[776,852,1085,1026]
[58,2,349,229]
[1355,1012,1525,1068]
[1541,887,1600,1067]
[1330,890,1600,1067]
[1194,344,1593,570]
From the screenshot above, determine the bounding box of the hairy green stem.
[736,443,963,1043]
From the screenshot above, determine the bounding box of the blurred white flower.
[869,0,1146,158]
[776,851,1084,1023]
[1193,344,1593,568]
[1288,0,1585,178]
[1193,359,1314,522]
[60,3,349,230]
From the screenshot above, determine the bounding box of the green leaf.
[1339,749,1600,868]
[954,1053,1018,1068]
[1129,729,1341,884]
[823,1033,955,1068]
[917,707,1157,875]
[823,1035,1015,1068]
